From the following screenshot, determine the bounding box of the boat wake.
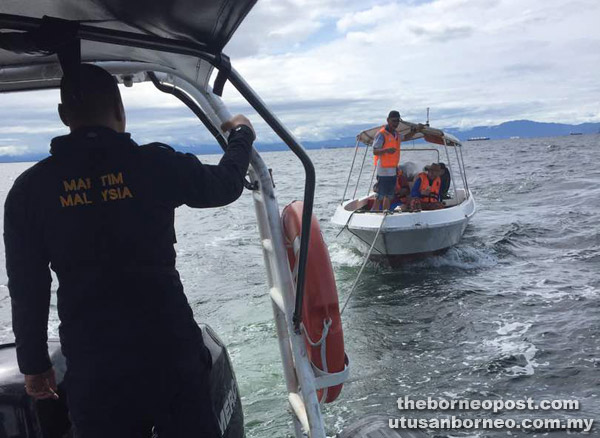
[413,245,498,270]
[329,242,365,268]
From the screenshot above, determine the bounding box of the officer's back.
[5,64,253,372]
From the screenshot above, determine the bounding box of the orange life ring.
[282,201,346,403]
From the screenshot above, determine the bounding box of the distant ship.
[570,132,583,135]
[510,136,520,139]
[467,136,490,141]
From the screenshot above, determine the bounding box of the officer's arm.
[4,180,52,375]
[166,124,254,208]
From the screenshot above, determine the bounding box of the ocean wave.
[489,222,554,255]
[476,321,542,377]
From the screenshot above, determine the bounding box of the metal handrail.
[226,68,314,333]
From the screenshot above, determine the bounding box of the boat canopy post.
[341,138,361,204]
[443,141,459,201]
[367,164,377,197]
[453,145,468,199]
[458,146,470,197]
[352,141,372,200]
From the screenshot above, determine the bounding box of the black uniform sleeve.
[4,176,52,375]
[161,124,254,208]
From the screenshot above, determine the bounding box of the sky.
[1,0,599,156]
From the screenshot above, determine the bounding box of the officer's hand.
[221,115,255,137]
[24,367,59,400]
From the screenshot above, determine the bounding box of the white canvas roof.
[358,120,461,147]
[0,0,257,92]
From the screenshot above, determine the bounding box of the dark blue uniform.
[4,125,253,437]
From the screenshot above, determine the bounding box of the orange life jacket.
[394,169,409,203]
[417,172,441,203]
[373,127,401,168]
[394,169,403,194]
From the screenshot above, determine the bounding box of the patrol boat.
[0,1,426,437]
[331,120,476,262]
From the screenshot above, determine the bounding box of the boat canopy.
[357,120,462,147]
[0,0,257,92]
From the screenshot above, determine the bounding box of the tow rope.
[340,211,388,315]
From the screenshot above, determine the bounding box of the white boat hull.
[331,190,476,258]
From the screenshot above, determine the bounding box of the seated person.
[410,163,444,210]
[439,162,451,199]
[399,161,419,182]
[390,166,411,210]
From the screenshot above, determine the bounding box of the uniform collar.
[50,126,136,156]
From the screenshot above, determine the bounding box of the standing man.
[372,110,401,211]
[4,64,254,437]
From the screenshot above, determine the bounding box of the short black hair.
[388,110,401,119]
[60,64,122,119]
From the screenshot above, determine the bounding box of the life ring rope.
[301,318,332,403]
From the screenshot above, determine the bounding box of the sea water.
[0,135,598,437]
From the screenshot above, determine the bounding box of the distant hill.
[445,120,600,141]
[2,119,599,163]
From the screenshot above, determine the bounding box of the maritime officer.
[371,110,402,211]
[4,64,254,437]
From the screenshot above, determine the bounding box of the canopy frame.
[0,11,333,438]
[341,121,470,206]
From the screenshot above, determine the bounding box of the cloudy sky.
[1,0,599,156]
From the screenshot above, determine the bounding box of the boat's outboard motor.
[203,325,245,438]
[0,324,244,438]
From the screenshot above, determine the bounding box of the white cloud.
[337,4,397,32]
[0,145,29,156]
[0,126,64,135]
[221,0,600,140]
[1,0,599,153]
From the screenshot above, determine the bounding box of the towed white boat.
[332,119,476,262]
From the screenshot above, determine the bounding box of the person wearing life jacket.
[410,163,444,210]
[389,166,410,210]
[371,110,401,211]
